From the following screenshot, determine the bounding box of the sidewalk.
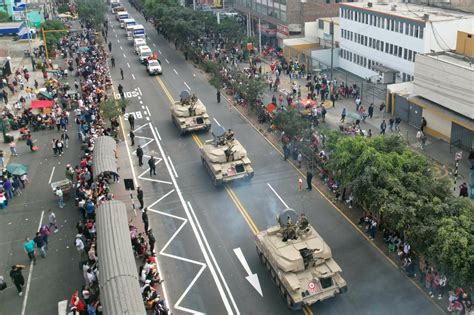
[0,56,45,166]
[253,60,470,186]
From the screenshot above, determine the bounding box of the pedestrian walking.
[120,68,124,80]
[136,145,144,166]
[33,232,46,258]
[9,141,18,156]
[395,117,401,131]
[148,156,157,176]
[368,103,374,119]
[23,238,36,264]
[355,96,361,111]
[108,41,112,52]
[137,186,144,209]
[389,118,394,132]
[130,130,135,146]
[147,229,156,254]
[142,207,149,232]
[306,171,313,191]
[380,120,387,135]
[55,187,64,208]
[48,209,58,233]
[51,139,57,156]
[340,108,346,123]
[61,131,69,148]
[297,152,302,168]
[421,117,427,132]
[75,234,85,262]
[10,265,26,296]
[416,130,424,149]
[128,113,135,130]
[56,139,64,156]
[216,90,221,103]
[111,56,115,68]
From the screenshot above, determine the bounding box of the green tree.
[273,108,310,139]
[41,20,68,54]
[77,0,106,30]
[0,11,11,22]
[231,70,266,111]
[100,99,121,120]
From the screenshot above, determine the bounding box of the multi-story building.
[339,1,474,83]
[387,30,473,149]
[233,0,355,47]
[408,0,474,14]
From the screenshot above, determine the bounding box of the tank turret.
[171,91,211,135]
[255,208,347,310]
[200,126,253,185]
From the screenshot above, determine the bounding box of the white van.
[116,11,128,21]
[138,46,153,64]
[121,18,135,29]
[134,38,147,53]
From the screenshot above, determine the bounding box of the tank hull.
[171,113,211,135]
[255,227,347,310]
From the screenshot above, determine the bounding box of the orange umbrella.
[266,103,276,113]
[299,99,316,108]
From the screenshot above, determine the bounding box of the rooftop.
[424,51,474,71]
[342,2,474,22]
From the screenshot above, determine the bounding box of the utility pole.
[330,19,334,81]
[258,18,262,54]
[193,0,196,11]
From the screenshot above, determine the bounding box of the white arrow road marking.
[233,248,263,297]
[154,127,162,141]
[267,183,289,208]
[165,58,170,64]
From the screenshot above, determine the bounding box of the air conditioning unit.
[423,14,430,21]
[368,2,373,8]
[391,5,397,11]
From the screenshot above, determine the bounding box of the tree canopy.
[41,20,68,53]
[77,0,107,30]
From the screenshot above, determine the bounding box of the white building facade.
[338,2,474,82]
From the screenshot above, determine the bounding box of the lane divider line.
[213,118,221,126]
[165,59,170,64]
[267,183,289,209]
[48,166,55,184]
[149,123,237,314]
[167,156,178,178]
[127,62,130,68]
[173,68,178,75]
[184,81,191,90]
[131,73,136,80]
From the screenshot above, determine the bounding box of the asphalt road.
[108,4,444,315]
[0,121,85,314]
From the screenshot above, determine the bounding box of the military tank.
[200,126,254,186]
[171,91,211,135]
[255,208,347,310]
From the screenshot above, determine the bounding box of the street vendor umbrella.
[266,103,276,113]
[347,112,362,121]
[6,163,28,176]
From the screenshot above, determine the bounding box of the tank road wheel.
[201,157,205,165]
[270,268,276,281]
[265,259,271,271]
[279,283,286,296]
[286,293,294,308]
[256,247,264,264]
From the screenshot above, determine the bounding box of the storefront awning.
[30,100,54,108]
[96,200,146,315]
[93,136,118,178]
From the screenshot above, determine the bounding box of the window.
[398,46,402,57]
[405,23,409,35]
[414,26,419,38]
[400,22,404,34]
[390,44,393,54]
[319,20,324,30]
[412,52,416,62]
[403,48,407,60]
[419,28,424,39]
[410,24,414,36]
[369,37,372,47]
[395,21,398,32]
[408,50,412,61]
